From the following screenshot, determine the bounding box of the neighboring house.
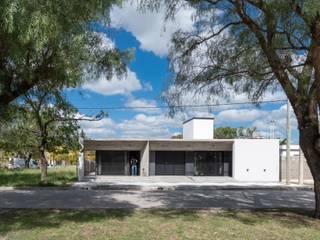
[79,118,280,182]
[280,144,300,157]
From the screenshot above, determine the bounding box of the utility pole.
[298,146,304,185]
[286,99,291,185]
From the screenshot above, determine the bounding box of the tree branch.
[183,21,242,56]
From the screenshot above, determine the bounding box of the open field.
[0,166,77,187]
[0,209,319,240]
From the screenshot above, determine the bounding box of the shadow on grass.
[0,168,77,187]
[216,208,316,227]
[0,208,318,236]
[0,209,134,235]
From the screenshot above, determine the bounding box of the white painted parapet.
[183,118,214,140]
[233,139,279,182]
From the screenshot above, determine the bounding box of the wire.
[76,99,287,110]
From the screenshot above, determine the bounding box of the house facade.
[78,118,280,182]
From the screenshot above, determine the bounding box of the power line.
[76,99,287,110]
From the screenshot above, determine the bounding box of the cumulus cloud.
[81,112,181,139]
[111,1,195,57]
[124,97,160,113]
[217,109,268,122]
[82,68,142,96]
[80,103,298,141]
[251,104,297,139]
[80,118,116,139]
[117,113,180,139]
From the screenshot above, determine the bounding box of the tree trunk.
[299,126,320,218]
[39,145,48,184]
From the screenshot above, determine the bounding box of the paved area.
[0,188,314,209]
[82,176,238,185]
[75,176,312,190]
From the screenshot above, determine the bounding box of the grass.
[0,166,77,187]
[0,209,319,240]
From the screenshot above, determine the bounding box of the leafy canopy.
[0,85,81,156]
[142,0,320,128]
[0,0,130,112]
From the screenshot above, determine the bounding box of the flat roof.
[83,139,234,151]
[84,138,234,143]
[183,117,215,124]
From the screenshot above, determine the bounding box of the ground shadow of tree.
[215,208,316,227]
[0,209,135,235]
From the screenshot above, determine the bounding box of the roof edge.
[183,117,215,124]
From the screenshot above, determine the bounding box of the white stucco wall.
[183,120,194,140]
[183,118,214,140]
[233,139,279,182]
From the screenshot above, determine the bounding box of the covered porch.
[79,139,234,179]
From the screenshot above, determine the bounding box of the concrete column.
[140,141,149,176]
[78,137,84,181]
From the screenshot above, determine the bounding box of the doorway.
[128,151,140,176]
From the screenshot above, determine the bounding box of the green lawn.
[0,166,77,187]
[0,209,319,240]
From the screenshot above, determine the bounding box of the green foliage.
[214,127,238,139]
[214,127,257,139]
[143,1,320,120]
[0,85,81,158]
[171,134,183,139]
[0,0,129,111]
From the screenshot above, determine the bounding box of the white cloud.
[111,1,195,57]
[81,113,181,139]
[82,68,142,96]
[124,97,160,113]
[117,113,180,139]
[80,104,298,142]
[143,82,153,91]
[80,118,116,139]
[251,104,297,139]
[217,109,267,122]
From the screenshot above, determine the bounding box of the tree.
[1,84,104,183]
[142,0,320,218]
[171,133,183,139]
[0,0,129,114]
[214,127,238,139]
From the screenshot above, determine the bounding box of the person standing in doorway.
[130,158,138,176]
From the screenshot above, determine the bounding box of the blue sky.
[65,2,299,143]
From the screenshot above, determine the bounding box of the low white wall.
[233,139,279,182]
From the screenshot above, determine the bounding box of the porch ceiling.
[84,139,234,152]
[149,140,233,151]
[84,140,147,151]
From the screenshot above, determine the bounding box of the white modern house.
[78,117,279,182]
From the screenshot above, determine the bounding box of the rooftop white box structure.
[183,118,214,140]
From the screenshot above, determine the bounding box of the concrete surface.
[0,188,314,209]
[73,176,313,191]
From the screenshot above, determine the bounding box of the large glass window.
[194,151,232,176]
